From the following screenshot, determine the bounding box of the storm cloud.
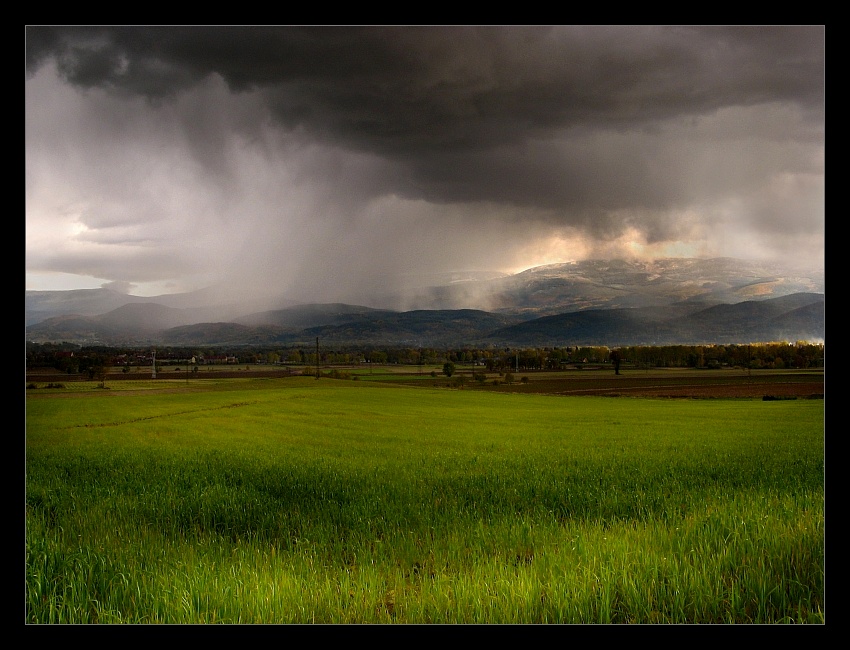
[25,26,824,306]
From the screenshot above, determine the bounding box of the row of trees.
[26,341,824,374]
[613,343,824,370]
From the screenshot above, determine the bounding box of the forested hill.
[25,292,823,348]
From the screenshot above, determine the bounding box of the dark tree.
[610,350,622,375]
[91,364,107,388]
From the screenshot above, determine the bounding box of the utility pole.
[316,337,320,380]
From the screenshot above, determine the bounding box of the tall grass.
[26,378,824,623]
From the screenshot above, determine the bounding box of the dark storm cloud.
[25,26,823,211]
[25,26,824,300]
[28,26,824,133]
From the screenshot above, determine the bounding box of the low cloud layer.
[25,26,824,305]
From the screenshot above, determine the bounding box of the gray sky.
[25,26,824,305]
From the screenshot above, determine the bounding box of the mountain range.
[25,257,824,347]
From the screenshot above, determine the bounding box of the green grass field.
[25,377,824,623]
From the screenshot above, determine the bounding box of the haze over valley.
[26,257,824,347]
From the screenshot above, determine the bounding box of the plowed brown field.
[486,375,824,399]
[427,369,825,399]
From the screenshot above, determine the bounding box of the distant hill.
[25,293,823,348]
[160,322,287,347]
[25,288,150,327]
[298,309,524,347]
[485,293,824,347]
[235,303,397,329]
[25,257,824,347]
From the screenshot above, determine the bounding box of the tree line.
[26,341,824,374]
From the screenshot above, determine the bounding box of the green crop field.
[25,377,824,623]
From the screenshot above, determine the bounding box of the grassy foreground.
[26,377,824,623]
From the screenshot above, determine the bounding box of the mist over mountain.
[25,258,824,347]
[396,257,824,316]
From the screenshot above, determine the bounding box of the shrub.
[325,369,352,380]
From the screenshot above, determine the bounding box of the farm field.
[25,375,824,623]
[359,367,825,400]
[26,365,824,400]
